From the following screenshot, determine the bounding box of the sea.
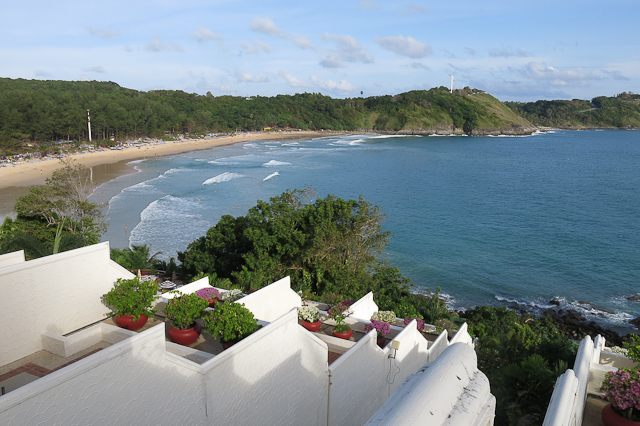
[91,130,640,333]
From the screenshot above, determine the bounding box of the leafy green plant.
[164,292,208,330]
[623,333,640,366]
[372,310,396,324]
[327,300,353,332]
[203,302,259,342]
[102,277,157,321]
[220,288,244,302]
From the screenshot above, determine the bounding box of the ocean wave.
[202,172,243,185]
[263,172,279,181]
[282,142,300,146]
[262,160,291,167]
[370,134,418,139]
[126,159,146,165]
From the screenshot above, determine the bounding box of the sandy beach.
[0,130,339,219]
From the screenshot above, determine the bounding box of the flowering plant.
[196,287,219,300]
[203,302,259,343]
[298,306,321,323]
[365,320,391,336]
[103,277,157,321]
[600,368,640,420]
[164,292,208,330]
[220,288,244,302]
[372,311,396,324]
[404,317,425,331]
[327,300,353,332]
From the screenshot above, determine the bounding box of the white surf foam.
[370,134,418,139]
[263,172,279,181]
[202,172,243,185]
[262,160,291,167]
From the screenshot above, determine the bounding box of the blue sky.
[2,0,638,101]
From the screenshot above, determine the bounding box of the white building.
[0,242,495,426]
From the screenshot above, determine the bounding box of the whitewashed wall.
[1,310,330,426]
[349,291,378,321]
[328,319,432,426]
[200,309,328,425]
[0,250,24,269]
[364,343,495,426]
[0,242,133,366]
[238,277,302,322]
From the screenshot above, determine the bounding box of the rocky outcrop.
[395,125,537,136]
[542,308,625,346]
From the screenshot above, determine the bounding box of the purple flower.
[365,320,391,336]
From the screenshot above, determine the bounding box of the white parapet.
[363,343,495,426]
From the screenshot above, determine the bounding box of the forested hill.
[0,78,534,153]
[505,92,640,129]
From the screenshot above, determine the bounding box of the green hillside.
[506,92,640,129]
[0,78,535,154]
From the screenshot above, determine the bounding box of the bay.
[93,130,640,332]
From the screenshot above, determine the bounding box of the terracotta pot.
[602,404,640,426]
[167,323,202,346]
[114,314,148,331]
[377,335,386,348]
[301,320,322,332]
[333,327,353,340]
[207,298,219,308]
[222,339,239,350]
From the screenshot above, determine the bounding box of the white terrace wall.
[0,242,133,366]
[0,250,24,269]
[0,325,209,426]
[237,277,302,322]
[199,309,328,425]
[328,320,431,426]
[364,343,495,426]
[0,310,330,426]
[349,291,378,321]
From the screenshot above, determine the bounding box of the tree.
[13,158,106,244]
[179,187,391,295]
[110,244,162,271]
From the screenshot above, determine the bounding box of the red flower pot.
[167,323,202,346]
[333,327,353,340]
[377,335,386,348]
[301,320,322,332]
[207,298,219,308]
[114,314,148,331]
[602,403,640,426]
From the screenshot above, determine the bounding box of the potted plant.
[365,319,392,348]
[203,302,259,349]
[327,300,353,340]
[220,288,244,303]
[102,277,157,331]
[164,291,209,346]
[298,306,322,332]
[600,335,640,425]
[404,317,426,332]
[196,287,220,307]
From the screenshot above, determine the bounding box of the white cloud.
[319,56,343,68]
[603,70,629,81]
[471,78,570,100]
[87,27,119,39]
[521,62,602,86]
[411,62,429,71]
[239,40,273,54]
[489,47,529,58]
[189,26,222,43]
[399,4,427,15]
[375,35,431,58]
[235,70,270,83]
[311,76,355,93]
[251,17,287,38]
[464,47,476,56]
[87,66,105,73]
[280,71,310,87]
[322,33,373,64]
[145,36,184,53]
[35,70,51,77]
[293,35,313,49]
[359,0,380,10]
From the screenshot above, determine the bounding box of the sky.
[2,0,638,102]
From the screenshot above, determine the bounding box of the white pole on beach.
[87,109,92,143]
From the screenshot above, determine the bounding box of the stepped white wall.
[0,250,24,269]
[0,242,132,366]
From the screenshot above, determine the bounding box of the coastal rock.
[544,307,623,346]
[628,295,640,302]
[630,316,640,327]
[549,300,561,306]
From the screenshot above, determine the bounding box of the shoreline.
[0,131,344,220]
[0,131,341,189]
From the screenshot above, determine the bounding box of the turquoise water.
[93,130,640,331]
